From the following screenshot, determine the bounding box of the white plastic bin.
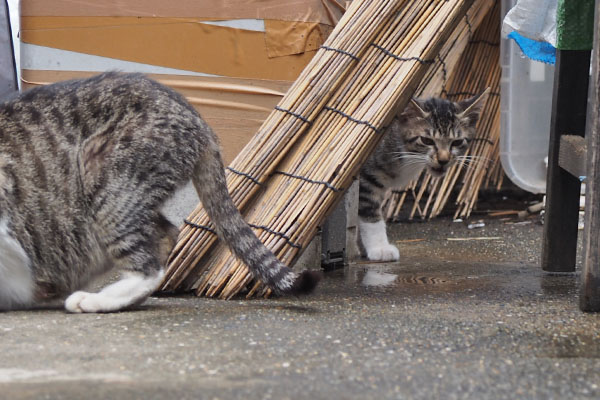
[500,0,555,193]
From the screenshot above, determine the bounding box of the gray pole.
[0,0,17,99]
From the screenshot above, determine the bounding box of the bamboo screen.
[161,0,483,299]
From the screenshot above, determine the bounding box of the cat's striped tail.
[191,141,321,296]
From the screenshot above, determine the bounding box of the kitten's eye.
[451,138,467,147]
[419,136,435,146]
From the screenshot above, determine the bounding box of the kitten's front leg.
[358,172,399,262]
[358,219,399,261]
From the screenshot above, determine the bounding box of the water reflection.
[361,270,398,287]
[338,262,487,296]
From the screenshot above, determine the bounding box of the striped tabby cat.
[0,72,320,312]
[358,90,489,261]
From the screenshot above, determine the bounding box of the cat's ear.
[401,98,429,120]
[457,88,490,128]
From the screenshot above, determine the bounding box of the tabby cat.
[358,90,489,261]
[0,72,320,312]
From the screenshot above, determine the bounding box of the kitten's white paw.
[359,220,400,262]
[65,291,104,313]
[366,243,400,262]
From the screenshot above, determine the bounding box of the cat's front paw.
[365,243,400,262]
[65,291,104,313]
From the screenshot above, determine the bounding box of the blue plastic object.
[507,31,556,64]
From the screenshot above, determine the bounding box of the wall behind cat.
[18,0,345,163]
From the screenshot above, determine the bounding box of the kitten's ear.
[401,98,429,120]
[457,88,490,128]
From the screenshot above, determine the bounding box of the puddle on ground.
[537,334,600,359]
[331,263,489,296]
[324,258,577,299]
[540,273,579,297]
[361,270,449,288]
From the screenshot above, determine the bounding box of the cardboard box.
[19,0,344,162]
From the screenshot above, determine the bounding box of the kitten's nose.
[437,151,450,165]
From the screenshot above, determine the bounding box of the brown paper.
[264,20,332,58]
[20,0,345,25]
[21,16,319,80]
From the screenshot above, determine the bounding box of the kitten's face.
[397,90,489,177]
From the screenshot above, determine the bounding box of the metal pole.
[0,0,17,98]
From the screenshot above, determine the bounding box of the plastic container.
[500,0,555,193]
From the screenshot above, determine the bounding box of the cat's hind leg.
[65,214,166,313]
[65,269,163,313]
[156,213,179,266]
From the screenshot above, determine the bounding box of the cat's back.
[0,76,96,202]
[0,71,194,134]
[0,72,206,176]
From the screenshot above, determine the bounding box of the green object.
[556,0,595,50]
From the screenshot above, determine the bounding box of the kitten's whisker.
[392,154,429,160]
[390,153,428,159]
[402,163,427,169]
[452,160,475,172]
[393,160,428,165]
[456,156,492,165]
[395,157,428,162]
[391,151,425,155]
[456,158,478,165]
[397,158,428,166]
[458,155,492,161]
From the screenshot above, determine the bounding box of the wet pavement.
[1,216,599,399]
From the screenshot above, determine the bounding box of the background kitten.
[358,90,489,261]
[0,72,320,313]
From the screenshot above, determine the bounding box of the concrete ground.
[1,209,599,399]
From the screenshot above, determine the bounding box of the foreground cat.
[0,72,320,312]
[358,90,489,261]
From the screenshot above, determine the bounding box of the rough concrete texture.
[1,215,599,400]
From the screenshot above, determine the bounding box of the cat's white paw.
[65,271,162,313]
[65,291,104,313]
[365,243,400,262]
